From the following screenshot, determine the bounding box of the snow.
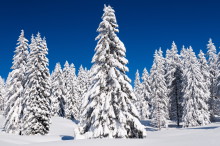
[0,114,220,146]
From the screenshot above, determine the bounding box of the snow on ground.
[0,114,219,146]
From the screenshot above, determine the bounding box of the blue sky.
[0,0,220,83]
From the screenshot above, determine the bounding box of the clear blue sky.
[0,0,220,83]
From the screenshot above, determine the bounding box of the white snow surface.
[0,114,219,146]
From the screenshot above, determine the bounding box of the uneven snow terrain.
[0,115,219,146]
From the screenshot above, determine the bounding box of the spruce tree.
[0,77,5,111]
[79,5,146,138]
[4,30,29,134]
[77,65,89,115]
[182,47,210,127]
[61,61,71,118]
[134,70,142,119]
[165,42,183,126]
[140,68,151,120]
[150,49,169,129]
[206,38,218,118]
[22,33,51,135]
[65,63,79,120]
[213,52,220,114]
[198,50,210,88]
[51,62,65,117]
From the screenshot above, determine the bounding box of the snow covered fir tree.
[150,49,169,129]
[50,62,65,117]
[206,39,220,119]
[134,69,151,120]
[0,77,5,112]
[22,33,51,135]
[165,42,183,127]
[78,5,147,138]
[181,47,210,127]
[3,30,29,134]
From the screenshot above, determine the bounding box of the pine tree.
[51,62,65,117]
[22,33,51,135]
[207,38,218,118]
[134,70,142,119]
[77,65,89,115]
[165,42,183,126]
[0,77,5,111]
[3,30,29,134]
[182,47,210,127]
[198,50,210,88]
[213,52,220,114]
[150,49,169,130]
[60,61,71,118]
[65,63,79,120]
[140,68,151,120]
[79,5,146,138]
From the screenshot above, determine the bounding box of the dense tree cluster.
[134,40,220,129]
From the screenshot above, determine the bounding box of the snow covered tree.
[180,45,188,69]
[213,52,220,114]
[0,77,5,111]
[22,33,51,135]
[198,50,210,88]
[79,5,146,138]
[134,69,151,120]
[65,63,79,120]
[140,68,151,120]
[150,49,169,130]
[207,39,218,118]
[77,65,89,114]
[134,70,142,118]
[182,47,210,127]
[3,30,29,134]
[165,42,183,127]
[51,62,65,117]
[61,61,70,118]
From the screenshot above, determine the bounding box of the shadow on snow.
[60,135,74,141]
[188,126,220,130]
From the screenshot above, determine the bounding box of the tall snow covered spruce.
[22,33,51,135]
[77,65,90,117]
[64,62,79,120]
[150,49,169,130]
[206,39,219,118]
[3,30,29,134]
[51,62,65,117]
[140,68,151,120]
[134,70,142,119]
[165,42,183,127]
[0,77,5,111]
[213,52,220,114]
[182,47,210,127]
[134,69,151,120]
[79,5,146,138]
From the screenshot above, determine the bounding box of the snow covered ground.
[0,114,219,146]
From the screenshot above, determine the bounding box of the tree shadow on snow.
[188,126,220,130]
[72,119,79,124]
[141,120,158,131]
[60,135,74,141]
